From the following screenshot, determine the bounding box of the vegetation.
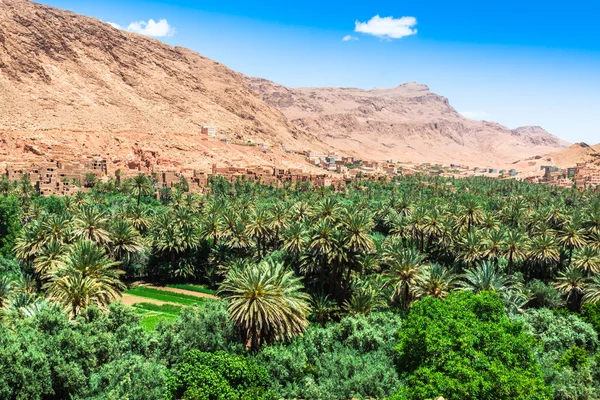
[1,174,600,398]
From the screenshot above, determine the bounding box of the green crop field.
[125,286,207,306]
[125,287,212,330]
[166,283,216,296]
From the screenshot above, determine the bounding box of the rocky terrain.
[246,77,569,166]
[0,0,569,172]
[511,143,600,176]
[0,0,327,172]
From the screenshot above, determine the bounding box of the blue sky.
[41,0,600,143]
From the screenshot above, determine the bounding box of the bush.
[155,300,242,365]
[581,303,600,335]
[520,309,600,400]
[393,291,551,400]
[83,355,169,400]
[166,350,275,400]
[258,312,402,399]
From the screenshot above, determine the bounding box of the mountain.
[0,0,569,172]
[0,0,325,172]
[246,77,569,166]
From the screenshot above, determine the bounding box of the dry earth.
[246,77,570,167]
[0,0,570,171]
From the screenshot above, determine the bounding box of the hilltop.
[246,77,569,166]
[0,0,569,172]
[0,0,326,172]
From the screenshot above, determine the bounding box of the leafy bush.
[166,350,275,400]
[258,312,402,399]
[155,300,242,365]
[520,309,600,400]
[83,355,169,400]
[393,291,551,400]
[555,346,589,370]
[581,303,600,335]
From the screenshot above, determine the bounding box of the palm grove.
[1,172,600,399]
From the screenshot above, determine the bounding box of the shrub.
[166,350,275,400]
[258,312,402,399]
[393,291,551,400]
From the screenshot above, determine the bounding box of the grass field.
[125,286,207,306]
[124,286,211,330]
[166,283,216,296]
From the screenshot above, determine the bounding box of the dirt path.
[120,293,180,306]
[140,284,219,300]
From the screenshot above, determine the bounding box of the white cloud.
[127,19,176,37]
[104,18,176,37]
[460,111,492,120]
[342,35,358,41]
[355,15,417,40]
[106,21,122,30]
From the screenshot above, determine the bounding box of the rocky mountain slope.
[0,0,325,172]
[246,77,570,166]
[0,0,569,172]
[511,142,600,176]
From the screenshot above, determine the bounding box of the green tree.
[166,350,274,400]
[45,240,125,316]
[393,291,552,400]
[0,197,22,257]
[217,260,311,351]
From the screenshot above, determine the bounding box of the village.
[2,127,599,196]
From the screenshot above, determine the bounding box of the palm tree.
[283,221,307,267]
[268,203,289,249]
[341,211,375,255]
[413,263,456,300]
[125,205,152,234]
[307,219,336,289]
[557,220,588,265]
[343,284,384,316]
[45,240,125,317]
[110,220,145,262]
[131,174,153,206]
[40,214,72,244]
[554,265,587,311]
[457,261,511,294]
[217,260,311,351]
[572,246,600,276]
[200,214,222,244]
[455,197,485,232]
[72,207,111,244]
[13,220,46,263]
[245,208,272,258]
[582,275,600,304]
[455,230,483,269]
[482,229,506,265]
[503,230,529,274]
[0,276,13,308]
[311,294,339,326]
[527,234,560,279]
[382,245,425,309]
[589,232,600,253]
[33,240,66,276]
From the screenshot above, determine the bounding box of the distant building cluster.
[5,158,107,196]
[304,151,402,178]
[535,162,600,189]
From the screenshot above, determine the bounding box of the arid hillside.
[246,77,570,166]
[512,142,600,176]
[0,0,326,172]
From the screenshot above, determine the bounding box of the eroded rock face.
[245,77,570,166]
[0,0,319,147]
[0,0,568,170]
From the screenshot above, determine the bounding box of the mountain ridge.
[0,0,569,172]
[246,76,569,166]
